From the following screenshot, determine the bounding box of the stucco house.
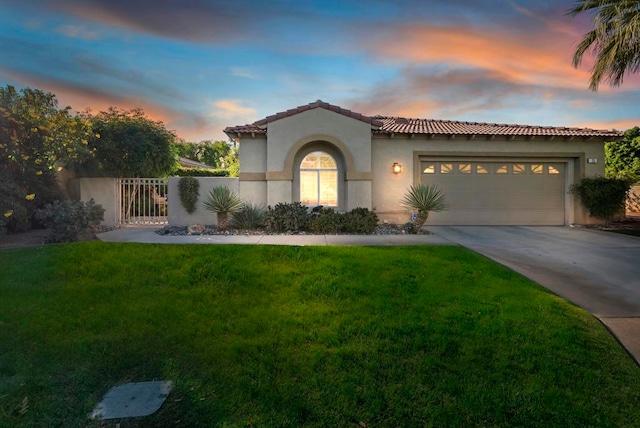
[225,100,621,226]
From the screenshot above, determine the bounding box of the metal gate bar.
[118,178,168,226]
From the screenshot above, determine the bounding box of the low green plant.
[202,186,243,231]
[401,184,447,229]
[310,206,343,234]
[34,199,104,243]
[178,176,199,214]
[171,167,229,177]
[230,202,266,230]
[570,176,632,226]
[343,207,378,234]
[264,202,311,233]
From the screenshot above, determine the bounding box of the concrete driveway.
[430,226,640,363]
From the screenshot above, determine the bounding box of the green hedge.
[171,167,229,177]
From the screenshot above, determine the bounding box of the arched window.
[300,151,338,206]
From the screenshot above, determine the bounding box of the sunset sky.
[1,0,638,142]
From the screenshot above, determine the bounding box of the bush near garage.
[570,176,633,226]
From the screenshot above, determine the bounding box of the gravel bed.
[155,223,431,236]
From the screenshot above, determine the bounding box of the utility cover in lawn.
[89,381,173,420]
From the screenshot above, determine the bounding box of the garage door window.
[476,164,489,174]
[421,162,563,176]
[513,164,526,174]
[441,163,454,174]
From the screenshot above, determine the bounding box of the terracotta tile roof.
[224,123,264,135]
[374,116,622,138]
[224,101,623,138]
[224,100,382,135]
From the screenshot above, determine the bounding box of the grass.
[1,243,639,427]
[609,228,640,237]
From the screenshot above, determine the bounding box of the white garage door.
[421,160,565,225]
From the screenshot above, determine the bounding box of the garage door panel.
[421,160,565,226]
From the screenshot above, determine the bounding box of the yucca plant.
[202,186,243,231]
[231,202,266,230]
[401,184,447,229]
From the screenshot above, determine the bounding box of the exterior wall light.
[392,162,402,174]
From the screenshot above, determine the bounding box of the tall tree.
[0,85,93,231]
[173,140,232,168]
[79,107,177,177]
[605,126,640,180]
[569,0,640,90]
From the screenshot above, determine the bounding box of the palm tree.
[202,186,243,231]
[401,184,447,229]
[569,0,640,90]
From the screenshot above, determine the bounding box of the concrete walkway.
[97,226,640,365]
[96,227,452,246]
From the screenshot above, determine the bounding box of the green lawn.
[609,228,640,237]
[1,243,639,427]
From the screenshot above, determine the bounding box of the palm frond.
[569,0,640,90]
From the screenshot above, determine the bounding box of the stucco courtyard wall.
[69,177,119,227]
[168,177,239,226]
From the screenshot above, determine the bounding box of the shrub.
[34,199,105,243]
[401,184,447,229]
[310,206,343,234]
[343,207,379,234]
[231,202,266,230]
[178,177,199,214]
[570,176,632,226]
[171,167,229,177]
[4,203,31,234]
[265,202,311,233]
[202,186,243,231]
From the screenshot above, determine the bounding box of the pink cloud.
[362,23,592,89]
[0,67,213,140]
[576,119,639,132]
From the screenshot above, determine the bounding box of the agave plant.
[202,186,243,231]
[401,184,447,229]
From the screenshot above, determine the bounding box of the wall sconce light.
[392,162,402,174]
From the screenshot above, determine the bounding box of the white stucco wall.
[239,137,267,173]
[346,181,372,211]
[168,177,239,226]
[239,181,267,206]
[266,108,372,174]
[70,177,119,227]
[267,181,293,207]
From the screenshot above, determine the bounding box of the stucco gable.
[224,100,382,137]
[255,100,383,128]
